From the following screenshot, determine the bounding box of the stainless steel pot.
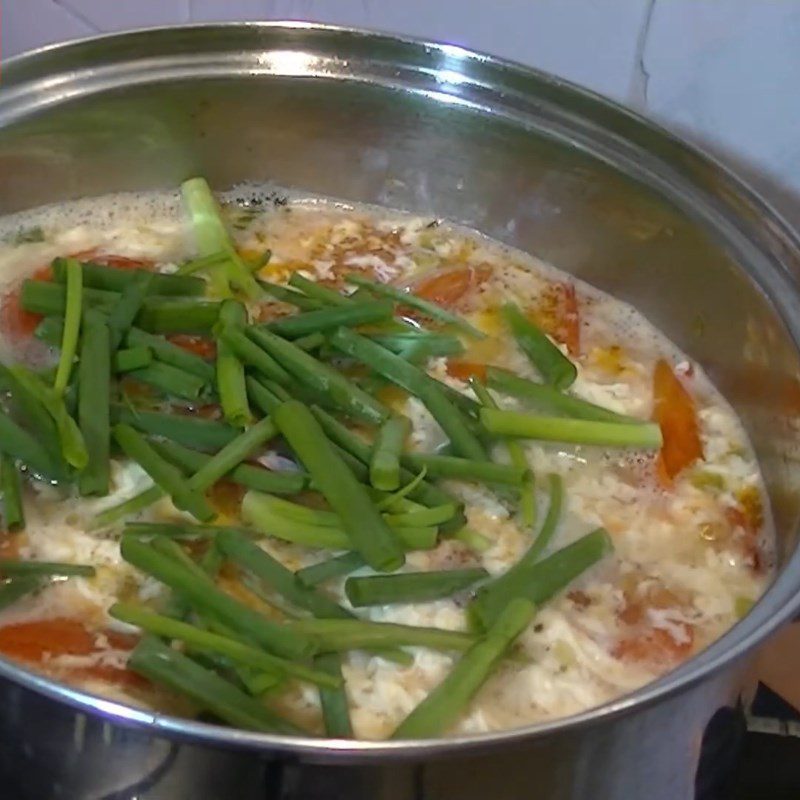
[1,23,800,800]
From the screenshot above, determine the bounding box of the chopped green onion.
[127,636,307,735]
[0,560,95,577]
[295,552,365,587]
[267,301,394,339]
[78,310,111,495]
[215,300,252,427]
[345,567,488,607]
[113,346,153,373]
[0,576,41,611]
[127,361,209,400]
[120,536,314,660]
[10,366,88,470]
[181,177,262,299]
[53,258,204,296]
[370,415,410,491]
[525,474,563,564]
[53,258,82,396]
[113,424,214,521]
[470,378,535,527]
[392,598,534,738]
[470,528,612,630]
[487,367,638,423]
[479,409,663,449]
[286,618,477,653]
[345,274,486,339]
[111,603,338,689]
[0,454,24,531]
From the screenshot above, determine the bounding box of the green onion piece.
[487,367,639,423]
[135,298,221,335]
[120,536,314,660]
[181,177,262,299]
[126,328,215,381]
[267,301,394,339]
[470,528,612,630]
[247,327,389,426]
[127,361,209,401]
[92,487,163,529]
[0,560,95,577]
[292,332,326,352]
[241,492,437,552]
[52,258,204,296]
[345,273,486,339]
[215,300,252,427]
[175,251,229,277]
[111,405,238,451]
[452,526,492,553]
[10,366,88,470]
[501,303,577,390]
[106,272,153,352]
[329,328,486,460]
[370,415,410,491]
[287,618,477,653]
[152,438,306,495]
[288,273,352,306]
[0,408,66,482]
[101,416,280,524]
[123,522,227,539]
[295,552,365,587]
[1,454,24,531]
[257,280,323,311]
[391,598,535,739]
[375,467,430,511]
[215,528,350,620]
[370,332,464,361]
[382,504,457,527]
[271,401,404,571]
[113,346,152,373]
[127,636,308,735]
[218,328,292,384]
[111,603,338,689]
[345,567,488,607]
[0,576,41,611]
[402,453,526,486]
[525,474,563,564]
[20,280,116,316]
[470,378,535,527]
[315,652,353,737]
[53,258,82,396]
[479,409,663,449]
[113,424,214,521]
[78,310,111,495]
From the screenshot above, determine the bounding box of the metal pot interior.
[1,22,800,755]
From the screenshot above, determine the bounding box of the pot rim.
[1,21,800,760]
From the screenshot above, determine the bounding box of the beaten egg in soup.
[0,182,770,739]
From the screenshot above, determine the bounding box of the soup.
[0,180,770,739]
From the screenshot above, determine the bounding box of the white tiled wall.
[3,0,800,228]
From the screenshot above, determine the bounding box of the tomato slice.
[167,334,217,359]
[0,265,51,342]
[445,361,488,382]
[412,265,492,309]
[652,359,703,482]
[71,251,154,271]
[614,625,694,664]
[531,281,581,357]
[0,619,136,663]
